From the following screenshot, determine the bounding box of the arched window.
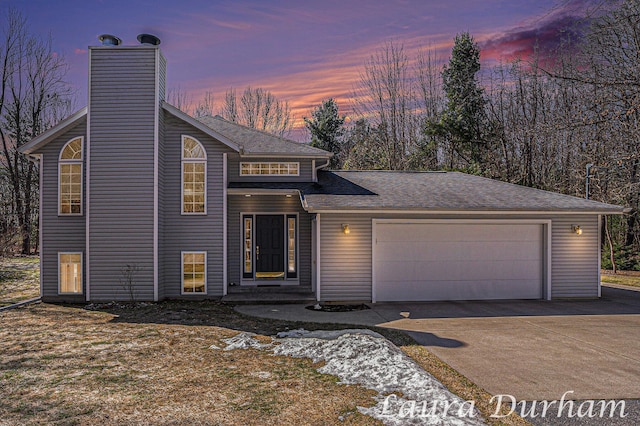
[59,137,83,215]
[182,135,207,214]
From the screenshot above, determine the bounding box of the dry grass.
[0,302,383,425]
[601,270,640,288]
[0,257,529,425]
[0,256,39,306]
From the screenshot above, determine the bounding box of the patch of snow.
[220,332,272,351]
[208,343,221,350]
[219,329,485,425]
[276,328,383,340]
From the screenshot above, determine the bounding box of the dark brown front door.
[255,215,284,279]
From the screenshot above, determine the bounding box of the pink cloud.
[479,0,597,63]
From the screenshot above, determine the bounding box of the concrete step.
[227,285,313,294]
[221,291,316,305]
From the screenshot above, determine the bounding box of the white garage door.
[373,222,544,302]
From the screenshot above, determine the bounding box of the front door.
[255,215,285,279]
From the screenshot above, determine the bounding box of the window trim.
[287,215,297,279]
[181,251,207,295]
[58,136,84,216]
[242,215,254,279]
[181,135,207,215]
[58,252,83,295]
[239,162,300,177]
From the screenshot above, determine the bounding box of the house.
[20,34,626,304]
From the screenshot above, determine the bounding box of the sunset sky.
[6,0,597,139]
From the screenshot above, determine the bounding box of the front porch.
[226,192,316,301]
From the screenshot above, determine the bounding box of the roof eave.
[162,102,242,152]
[227,188,300,196]
[239,152,332,159]
[304,207,627,215]
[19,107,87,154]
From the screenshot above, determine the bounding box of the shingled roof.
[198,115,331,157]
[299,171,626,213]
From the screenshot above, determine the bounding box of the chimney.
[137,34,161,46]
[98,34,121,46]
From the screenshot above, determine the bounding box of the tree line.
[305,1,639,270]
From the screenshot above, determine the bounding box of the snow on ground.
[215,329,485,425]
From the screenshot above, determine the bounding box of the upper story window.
[59,137,83,215]
[182,135,207,214]
[240,162,299,176]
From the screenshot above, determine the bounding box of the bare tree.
[353,41,420,170]
[411,46,444,169]
[0,9,72,255]
[220,86,292,137]
[167,86,192,114]
[193,91,215,119]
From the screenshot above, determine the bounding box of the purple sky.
[6,0,595,137]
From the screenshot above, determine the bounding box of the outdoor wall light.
[342,224,350,234]
[245,194,252,197]
[571,224,582,235]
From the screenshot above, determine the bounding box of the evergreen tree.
[427,32,488,169]
[304,99,346,169]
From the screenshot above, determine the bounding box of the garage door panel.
[374,222,545,302]
[375,279,543,302]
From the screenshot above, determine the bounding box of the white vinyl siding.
[59,252,82,294]
[88,47,160,301]
[551,215,600,298]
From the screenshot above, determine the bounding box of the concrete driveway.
[236,285,640,401]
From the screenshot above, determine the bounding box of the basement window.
[59,252,82,294]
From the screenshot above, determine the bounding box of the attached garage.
[299,171,624,303]
[372,220,549,302]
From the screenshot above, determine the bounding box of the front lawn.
[0,256,39,306]
[601,270,640,288]
[0,257,527,425]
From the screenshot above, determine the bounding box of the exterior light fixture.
[342,224,350,234]
[245,194,252,198]
[571,225,582,235]
[286,194,292,198]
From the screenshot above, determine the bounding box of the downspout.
[25,154,43,299]
[315,158,330,176]
[297,190,308,211]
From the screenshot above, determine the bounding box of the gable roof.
[300,171,626,213]
[19,108,87,155]
[198,115,331,158]
[162,102,241,151]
